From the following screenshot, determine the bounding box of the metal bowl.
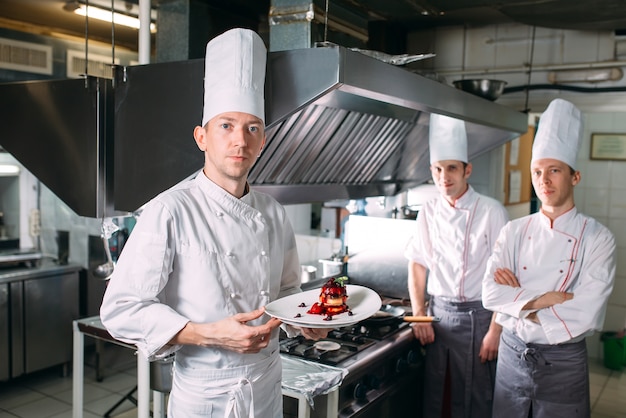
[452,79,507,101]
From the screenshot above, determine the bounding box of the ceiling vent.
[66,50,118,79]
[0,37,52,75]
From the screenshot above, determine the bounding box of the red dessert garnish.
[306,276,349,319]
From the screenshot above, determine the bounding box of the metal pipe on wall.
[434,60,626,77]
[138,0,150,64]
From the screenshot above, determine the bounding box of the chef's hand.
[526,312,540,323]
[411,323,435,345]
[523,291,574,312]
[479,326,500,363]
[493,268,520,287]
[169,307,282,354]
[299,327,331,341]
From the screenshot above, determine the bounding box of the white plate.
[265,285,381,328]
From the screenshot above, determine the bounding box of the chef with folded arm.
[482,98,616,418]
[100,28,327,418]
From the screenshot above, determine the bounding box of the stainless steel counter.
[0,258,82,284]
[0,260,83,381]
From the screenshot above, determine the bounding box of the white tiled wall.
[575,112,626,358]
[409,23,626,118]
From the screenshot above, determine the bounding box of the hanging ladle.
[93,235,115,279]
[93,217,120,279]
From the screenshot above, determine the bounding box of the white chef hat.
[201,28,267,127]
[429,113,468,164]
[531,99,582,170]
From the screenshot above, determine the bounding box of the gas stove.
[279,322,409,366]
[281,316,424,418]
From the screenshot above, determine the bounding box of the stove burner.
[279,321,410,366]
[279,333,374,365]
[314,341,341,351]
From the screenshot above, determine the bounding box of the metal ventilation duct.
[0,45,526,217]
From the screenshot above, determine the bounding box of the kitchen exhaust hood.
[0,44,527,217]
[257,45,527,203]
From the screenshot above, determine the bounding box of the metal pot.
[452,79,507,101]
[150,354,174,393]
[300,265,317,283]
[319,258,344,277]
[400,205,420,220]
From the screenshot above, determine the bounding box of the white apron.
[168,352,282,418]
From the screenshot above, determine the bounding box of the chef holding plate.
[100,28,328,418]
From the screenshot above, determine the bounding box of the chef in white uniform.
[100,28,327,418]
[405,114,508,418]
[482,99,616,418]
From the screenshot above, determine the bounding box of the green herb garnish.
[333,276,348,286]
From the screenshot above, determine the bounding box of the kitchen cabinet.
[0,261,82,381]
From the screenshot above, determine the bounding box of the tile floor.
[0,344,625,418]
[0,342,139,418]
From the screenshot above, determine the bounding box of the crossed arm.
[493,268,573,322]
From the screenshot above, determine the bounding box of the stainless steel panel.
[0,77,112,218]
[86,234,110,317]
[113,60,205,213]
[0,283,8,381]
[23,271,79,374]
[9,280,23,378]
[345,215,416,299]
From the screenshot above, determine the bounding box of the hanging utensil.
[92,218,120,279]
[93,235,114,279]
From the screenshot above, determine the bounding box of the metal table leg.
[325,387,339,418]
[72,320,84,418]
[72,317,164,418]
[153,391,166,417]
[137,350,151,418]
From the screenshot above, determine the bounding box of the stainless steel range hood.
[0,44,527,217]
[256,45,527,203]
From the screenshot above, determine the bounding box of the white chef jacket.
[482,207,616,345]
[404,186,508,302]
[100,170,301,368]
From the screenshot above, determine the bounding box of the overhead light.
[548,67,623,84]
[0,164,20,176]
[72,4,156,33]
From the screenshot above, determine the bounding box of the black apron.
[423,298,496,418]
[493,329,590,418]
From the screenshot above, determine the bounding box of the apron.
[493,330,590,418]
[423,298,496,418]
[168,351,282,418]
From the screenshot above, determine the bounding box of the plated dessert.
[265,282,381,328]
[304,276,352,320]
